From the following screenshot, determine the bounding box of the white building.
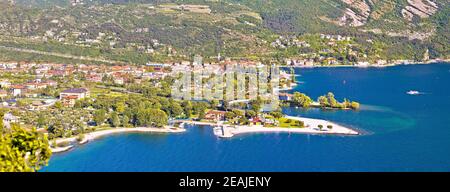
[3,113,19,129]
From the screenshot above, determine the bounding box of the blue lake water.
[42,63,450,172]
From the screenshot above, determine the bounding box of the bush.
[57,141,70,148]
[285,119,292,123]
[76,134,85,142]
[351,102,360,109]
[327,125,333,129]
[295,120,304,128]
[318,124,323,130]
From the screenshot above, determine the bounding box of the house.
[249,116,263,125]
[60,88,90,100]
[279,93,293,101]
[10,85,26,97]
[204,110,226,122]
[3,113,19,129]
[61,95,78,107]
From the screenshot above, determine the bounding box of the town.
[0,56,361,148]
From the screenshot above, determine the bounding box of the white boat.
[407,90,420,95]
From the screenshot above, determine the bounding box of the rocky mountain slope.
[0,0,447,64]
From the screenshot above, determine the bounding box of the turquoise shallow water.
[42,63,450,172]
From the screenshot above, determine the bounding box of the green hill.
[0,0,447,64]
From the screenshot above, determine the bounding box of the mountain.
[0,0,448,64]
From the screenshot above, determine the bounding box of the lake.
[42,63,450,172]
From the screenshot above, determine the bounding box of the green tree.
[351,101,360,109]
[198,108,206,120]
[54,101,63,109]
[225,111,236,120]
[36,114,47,128]
[210,99,219,109]
[170,102,183,117]
[292,92,313,108]
[115,102,126,113]
[93,109,107,126]
[327,92,338,108]
[182,100,193,118]
[0,125,52,172]
[250,97,263,113]
[246,110,257,118]
[318,96,329,107]
[232,109,244,117]
[109,112,120,127]
[122,115,130,127]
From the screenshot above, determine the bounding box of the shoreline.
[51,127,186,153]
[214,116,359,138]
[50,117,359,152]
[284,59,450,69]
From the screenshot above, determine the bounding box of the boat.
[407,90,420,95]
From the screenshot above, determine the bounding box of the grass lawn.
[277,117,304,128]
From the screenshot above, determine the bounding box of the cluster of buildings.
[271,36,311,49]
[0,79,58,99]
[319,34,352,41]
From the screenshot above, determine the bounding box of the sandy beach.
[215,116,359,138]
[51,127,186,153]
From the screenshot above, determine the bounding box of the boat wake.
[406,90,428,95]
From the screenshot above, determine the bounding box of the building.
[3,113,19,129]
[204,110,226,122]
[61,95,79,107]
[279,93,293,101]
[59,88,90,100]
[0,80,11,88]
[10,85,26,97]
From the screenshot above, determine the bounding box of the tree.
[318,124,323,130]
[122,115,130,127]
[136,109,168,127]
[351,101,360,109]
[182,100,192,118]
[292,92,313,108]
[225,111,236,120]
[0,125,52,172]
[109,112,120,127]
[36,114,47,128]
[232,109,244,117]
[318,96,329,107]
[170,102,183,117]
[148,109,168,127]
[93,109,107,126]
[0,112,4,131]
[47,121,64,139]
[270,111,283,119]
[250,97,263,113]
[115,102,126,113]
[327,92,338,107]
[210,99,219,109]
[223,101,230,111]
[246,110,257,118]
[198,108,206,120]
[54,101,63,109]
